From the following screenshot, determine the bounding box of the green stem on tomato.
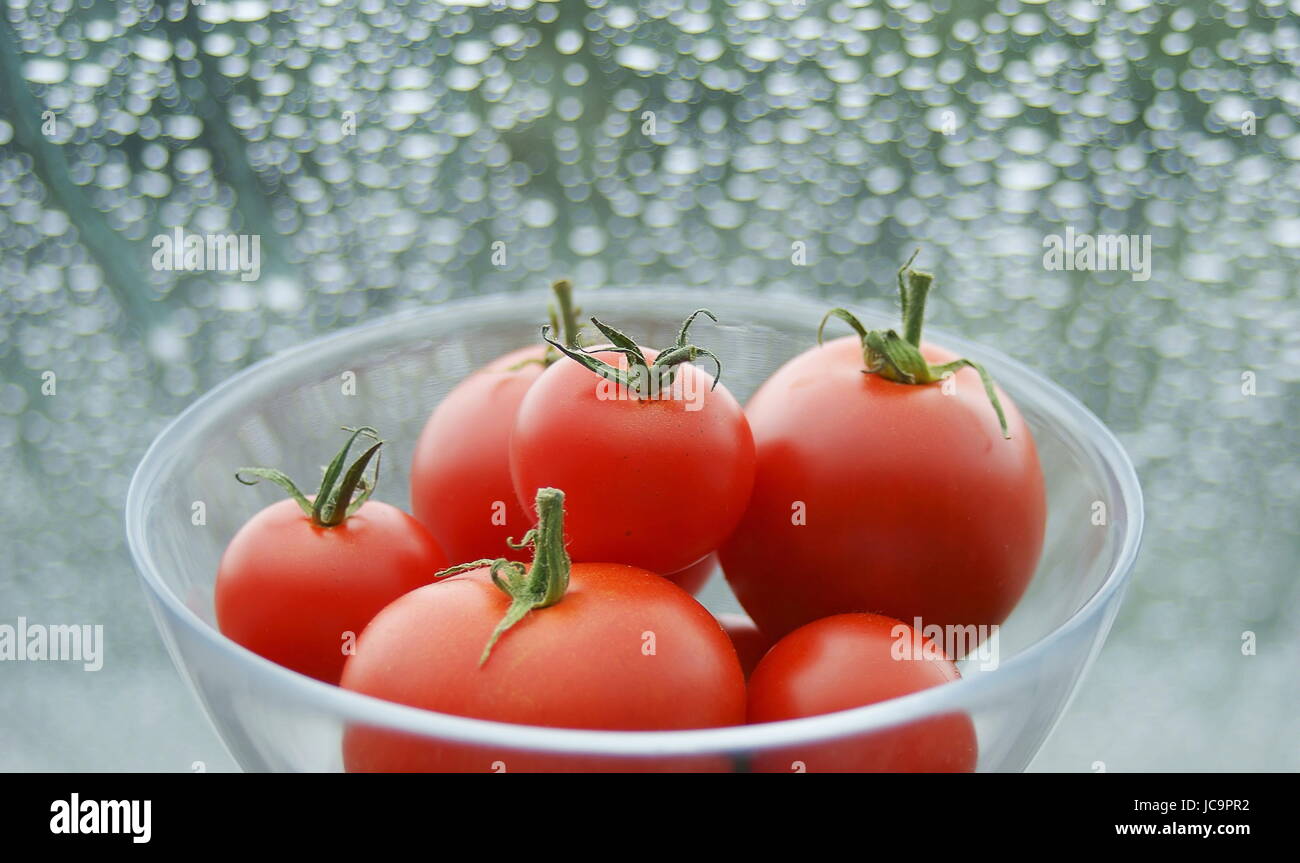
[552,279,582,352]
[510,279,585,370]
[541,278,584,366]
[542,308,722,395]
[818,251,1011,439]
[433,487,572,667]
[897,248,929,347]
[235,426,384,527]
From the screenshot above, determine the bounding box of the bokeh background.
[1,0,1296,771]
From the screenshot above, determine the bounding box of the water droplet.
[568,226,607,256]
[23,60,67,84]
[616,45,660,73]
[454,41,491,65]
[134,36,172,63]
[999,161,1055,191]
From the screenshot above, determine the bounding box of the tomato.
[340,488,746,772]
[216,429,447,683]
[747,613,977,773]
[510,312,755,575]
[409,345,544,562]
[715,612,770,678]
[410,280,582,563]
[720,256,1046,642]
[666,552,718,595]
[340,564,744,772]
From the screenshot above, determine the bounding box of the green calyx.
[543,278,582,365]
[434,487,572,667]
[541,308,722,396]
[819,250,1011,439]
[507,279,585,371]
[235,426,384,527]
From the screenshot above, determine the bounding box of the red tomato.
[510,316,755,575]
[341,565,745,772]
[666,552,718,595]
[341,489,745,772]
[715,612,770,678]
[342,734,734,773]
[409,345,544,562]
[216,428,448,683]
[410,280,584,563]
[721,334,1044,641]
[216,501,446,684]
[747,613,977,773]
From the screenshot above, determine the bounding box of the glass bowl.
[125,288,1143,772]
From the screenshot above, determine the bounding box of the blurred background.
[1,0,1296,771]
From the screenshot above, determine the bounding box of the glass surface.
[2,0,1295,772]
[126,289,1142,771]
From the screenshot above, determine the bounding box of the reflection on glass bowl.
[126,288,1142,772]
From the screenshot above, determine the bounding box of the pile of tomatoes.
[214,259,1047,773]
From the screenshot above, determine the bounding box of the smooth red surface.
[215,498,447,683]
[747,613,977,773]
[715,612,770,678]
[340,563,747,772]
[720,335,1046,642]
[510,348,756,575]
[410,345,545,563]
[665,552,718,595]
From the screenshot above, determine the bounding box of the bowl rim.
[125,287,1144,759]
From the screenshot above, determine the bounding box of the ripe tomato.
[409,345,544,562]
[720,256,1045,642]
[410,280,581,563]
[340,488,746,772]
[510,312,755,575]
[715,612,770,678]
[747,613,977,773]
[216,429,447,683]
[666,552,718,595]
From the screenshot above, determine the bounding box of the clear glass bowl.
[125,289,1143,772]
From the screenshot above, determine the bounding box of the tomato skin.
[341,734,735,773]
[340,563,746,772]
[715,612,770,679]
[410,345,545,563]
[720,335,1046,642]
[747,613,977,773]
[510,350,756,575]
[215,498,447,684]
[666,552,718,595]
